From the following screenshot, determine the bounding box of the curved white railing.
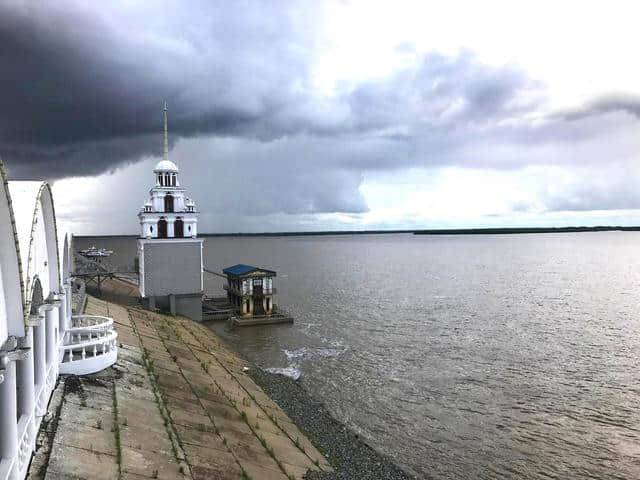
[61,330,117,360]
[68,314,113,331]
[59,315,118,375]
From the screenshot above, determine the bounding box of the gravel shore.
[248,368,419,480]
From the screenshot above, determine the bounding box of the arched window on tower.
[158,218,167,238]
[172,174,176,186]
[164,194,174,213]
[175,217,184,238]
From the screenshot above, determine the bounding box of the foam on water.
[284,347,307,360]
[284,346,346,361]
[265,366,301,380]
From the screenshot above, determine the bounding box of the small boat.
[79,246,114,258]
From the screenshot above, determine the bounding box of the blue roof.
[223,264,259,276]
[223,264,277,277]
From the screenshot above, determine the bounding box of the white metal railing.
[62,315,114,355]
[0,458,13,480]
[60,330,117,364]
[2,395,40,480]
[15,414,34,480]
[68,315,113,331]
[58,314,118,375]
[45,362,56,395]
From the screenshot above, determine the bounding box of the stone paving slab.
[46,445,119,480]
[58,403,115,432]
[54,420,117,456]
[121,446,184,479]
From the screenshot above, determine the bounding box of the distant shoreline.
[413,226,640,235]
[76,226,640,238]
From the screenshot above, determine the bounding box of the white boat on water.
[79,245,114,257]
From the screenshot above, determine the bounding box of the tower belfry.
[136,102,204,320]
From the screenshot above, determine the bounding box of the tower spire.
[163,101,169,162]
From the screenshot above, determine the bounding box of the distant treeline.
[201,230,415,237]
[202,226,640,237]
[75,226,640,239]
[413,226,640,235]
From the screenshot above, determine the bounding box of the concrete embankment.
[29,296,332,480]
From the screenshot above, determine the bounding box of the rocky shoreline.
[248,368,418,480]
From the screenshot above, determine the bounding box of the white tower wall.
[136,103,203,321]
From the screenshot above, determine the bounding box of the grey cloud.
[170,136,369,216]
[555,93,640,121]
[339,51,541,134]
[542,171,640,212]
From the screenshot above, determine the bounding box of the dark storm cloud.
[0,135,161,179]
[0,0,316,177]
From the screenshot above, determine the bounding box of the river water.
[76,232,640,479]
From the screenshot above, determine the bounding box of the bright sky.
[315,0,640,108]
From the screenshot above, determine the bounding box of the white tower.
[137,103,204,320]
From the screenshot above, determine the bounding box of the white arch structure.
[0,161,117,480]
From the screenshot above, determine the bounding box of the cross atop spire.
[163,101,169,162]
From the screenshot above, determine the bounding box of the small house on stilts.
[222,264,292,326]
